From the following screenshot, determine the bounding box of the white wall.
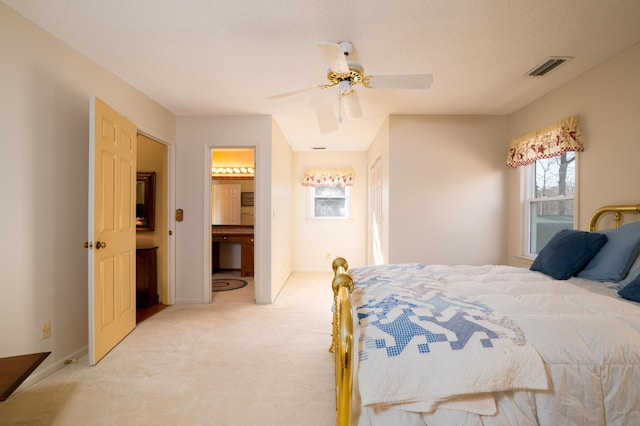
[506,42,640,266]
[175,116,288,304]
[292,151,368,271]
[388,115,508,265]
[0,3,176,380]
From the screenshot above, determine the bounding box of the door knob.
[95,241,107,249]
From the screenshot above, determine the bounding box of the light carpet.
[0,272,336,426]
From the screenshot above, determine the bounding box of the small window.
[524,152,576,255]
[310,186,350,219]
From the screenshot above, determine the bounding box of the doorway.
[136,133,171,321]
[209,148,256,302]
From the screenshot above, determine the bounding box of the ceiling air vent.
[526,56,573,77]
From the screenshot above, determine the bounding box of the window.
[310,186,350,219]
[525,152,576,255]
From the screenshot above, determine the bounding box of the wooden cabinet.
[136,247,159,308]
[241,235,254,277]
[211,225,254,277]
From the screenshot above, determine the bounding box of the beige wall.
[0,3,176,382]
[506,42,640,266]
[387,115,509,265]
[292,151,368,271]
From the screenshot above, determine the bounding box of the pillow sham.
[618,272,640,302]
[611,254,640,290]
[577,221,640,282]
[530,229,607,280]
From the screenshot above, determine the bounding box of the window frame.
[308,185,351,220]
[522,152,578,257]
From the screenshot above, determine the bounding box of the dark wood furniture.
[0,352,50,401]
[136,247,159,308]
[212,225,254,277]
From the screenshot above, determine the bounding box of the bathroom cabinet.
[136,247,159,308]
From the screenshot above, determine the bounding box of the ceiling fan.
[269,41,433,130]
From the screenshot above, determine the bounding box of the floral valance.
[302,169,355,187]
[506,115,583,168]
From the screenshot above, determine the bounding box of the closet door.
[369,156,383,265]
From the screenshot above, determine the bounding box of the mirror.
[136,172,156,231]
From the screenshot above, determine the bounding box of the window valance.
[506,115,583,168]
[302,169,355,187]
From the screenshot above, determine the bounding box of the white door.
[212,183,241,225]
[88,97,137,365]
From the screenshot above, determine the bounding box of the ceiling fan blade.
[267,84,333,100]
[364,74,434,90]
[311,97,339,134]
[341,90,362,120]
[317,42,350,74]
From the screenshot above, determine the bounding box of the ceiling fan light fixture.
[341,90,362,120]
[338,80,352,93]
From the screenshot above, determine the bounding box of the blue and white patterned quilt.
[349,263,548,414]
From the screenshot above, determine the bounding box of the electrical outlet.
[41,320,51,339]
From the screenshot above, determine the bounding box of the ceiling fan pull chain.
[337,89,343,123]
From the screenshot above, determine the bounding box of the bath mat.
[211,278,248,292]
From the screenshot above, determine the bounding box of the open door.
[87,97,137,365]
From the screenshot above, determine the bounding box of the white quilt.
[350,263,548,415]
[352,264,640,426]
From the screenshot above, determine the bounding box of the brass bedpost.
[330,257,350,353]
[330,257,354,426]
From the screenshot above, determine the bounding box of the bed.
[330,204,640,425]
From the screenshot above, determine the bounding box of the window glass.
[311,186,349,219]
[526,152,576,255]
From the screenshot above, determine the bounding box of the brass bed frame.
[330,204,640,426]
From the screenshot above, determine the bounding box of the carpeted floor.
[0,272,336,425]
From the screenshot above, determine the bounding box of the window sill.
[511,255,534,268]
[306,217,353,222]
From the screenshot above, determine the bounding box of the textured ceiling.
[4,0,640,151]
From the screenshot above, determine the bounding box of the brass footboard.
[330,257,354,426]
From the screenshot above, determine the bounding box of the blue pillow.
[618,272,640,302]
[577,221,640,282]
[617,255,640,289]
[530,229,607,280]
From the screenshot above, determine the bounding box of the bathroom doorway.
[209,148,256,300]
